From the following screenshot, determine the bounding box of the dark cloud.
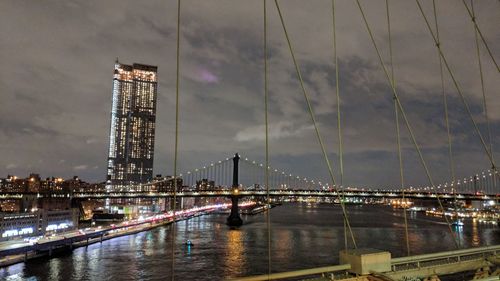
[0,0,498,188]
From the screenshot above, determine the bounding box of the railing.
[391,245,500,272]
[229,245,500,280]
[228,264,351,281]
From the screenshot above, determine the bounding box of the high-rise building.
[106,60,158,191]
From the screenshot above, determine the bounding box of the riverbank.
[0,208,214,268]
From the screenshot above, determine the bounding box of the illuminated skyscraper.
[106,60,158,190]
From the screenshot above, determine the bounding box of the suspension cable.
[332,0,344,194]
[432,0,460,248]
[385,0,410,256]
[331,0,348,252]
[263,0,272,276]
[470,0,496,189]
[461,0,499,73]
[415,0,496,175]
[433,1,455,185]
[355,0,459,249]
[170,0,181,279]
[274,0,357,248]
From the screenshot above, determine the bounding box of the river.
[1,203,498,280]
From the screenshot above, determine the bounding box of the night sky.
[0,0,498,188]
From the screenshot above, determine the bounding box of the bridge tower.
[227,153,243,227]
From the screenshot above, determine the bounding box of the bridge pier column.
[227,153,243,227]
[227,194,242,227]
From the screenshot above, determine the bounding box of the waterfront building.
[0,212,39,240]
[106,60,158,191]
[0,209,78,241]
[40,209,79,234]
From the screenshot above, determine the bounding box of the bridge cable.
[331,0,348,252]
[355,0,459,249]
[170,0,181,279]
[432,0,459,247]
[415,0,497,181]
[385,0,410,256]
[432,0,456,188]
[274,0,357,249]
[470,0,496,191]
[461,0,500,73]
[263,0,272,277]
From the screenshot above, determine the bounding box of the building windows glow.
[107,60,158,190]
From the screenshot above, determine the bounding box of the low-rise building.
[0,209,79,241]
[41,209,79,234]
[0,212,39,240]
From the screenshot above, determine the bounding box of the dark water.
[1,204,499,280]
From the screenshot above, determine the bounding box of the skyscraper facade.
[106,60,158,190]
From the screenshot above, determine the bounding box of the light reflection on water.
[472,219,480,247]
[1,204,498,280]
[224,229,245,277]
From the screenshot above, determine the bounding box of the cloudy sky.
[0,0,498,188]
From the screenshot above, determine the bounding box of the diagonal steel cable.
[170,0,181,279]
[355,0,459,248]
[415,0,496,174]
[263,0,272,277]
[331,0,349,252]
[470,0,496,190]
[432,0,455,185]
[385,0,410,256]
[432,0,460,248]
[461,0,499,73]
[274,0,357,248]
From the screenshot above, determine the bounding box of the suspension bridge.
[2,0,499,280]
[1,153,498,199]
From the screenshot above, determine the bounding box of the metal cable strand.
[355,0,459,249]
[331,0,348,252]
[385,0,410,256]
[432,0,455,185]
[415,0,496,174]
[171,0,181,279]
[263,0,272,277]
[471,0,496,190]
[274,0,357,248]
[332,0,343,198]
[432,0,460,247]
[461,0,499,73]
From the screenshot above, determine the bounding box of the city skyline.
[0,1,499,188]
